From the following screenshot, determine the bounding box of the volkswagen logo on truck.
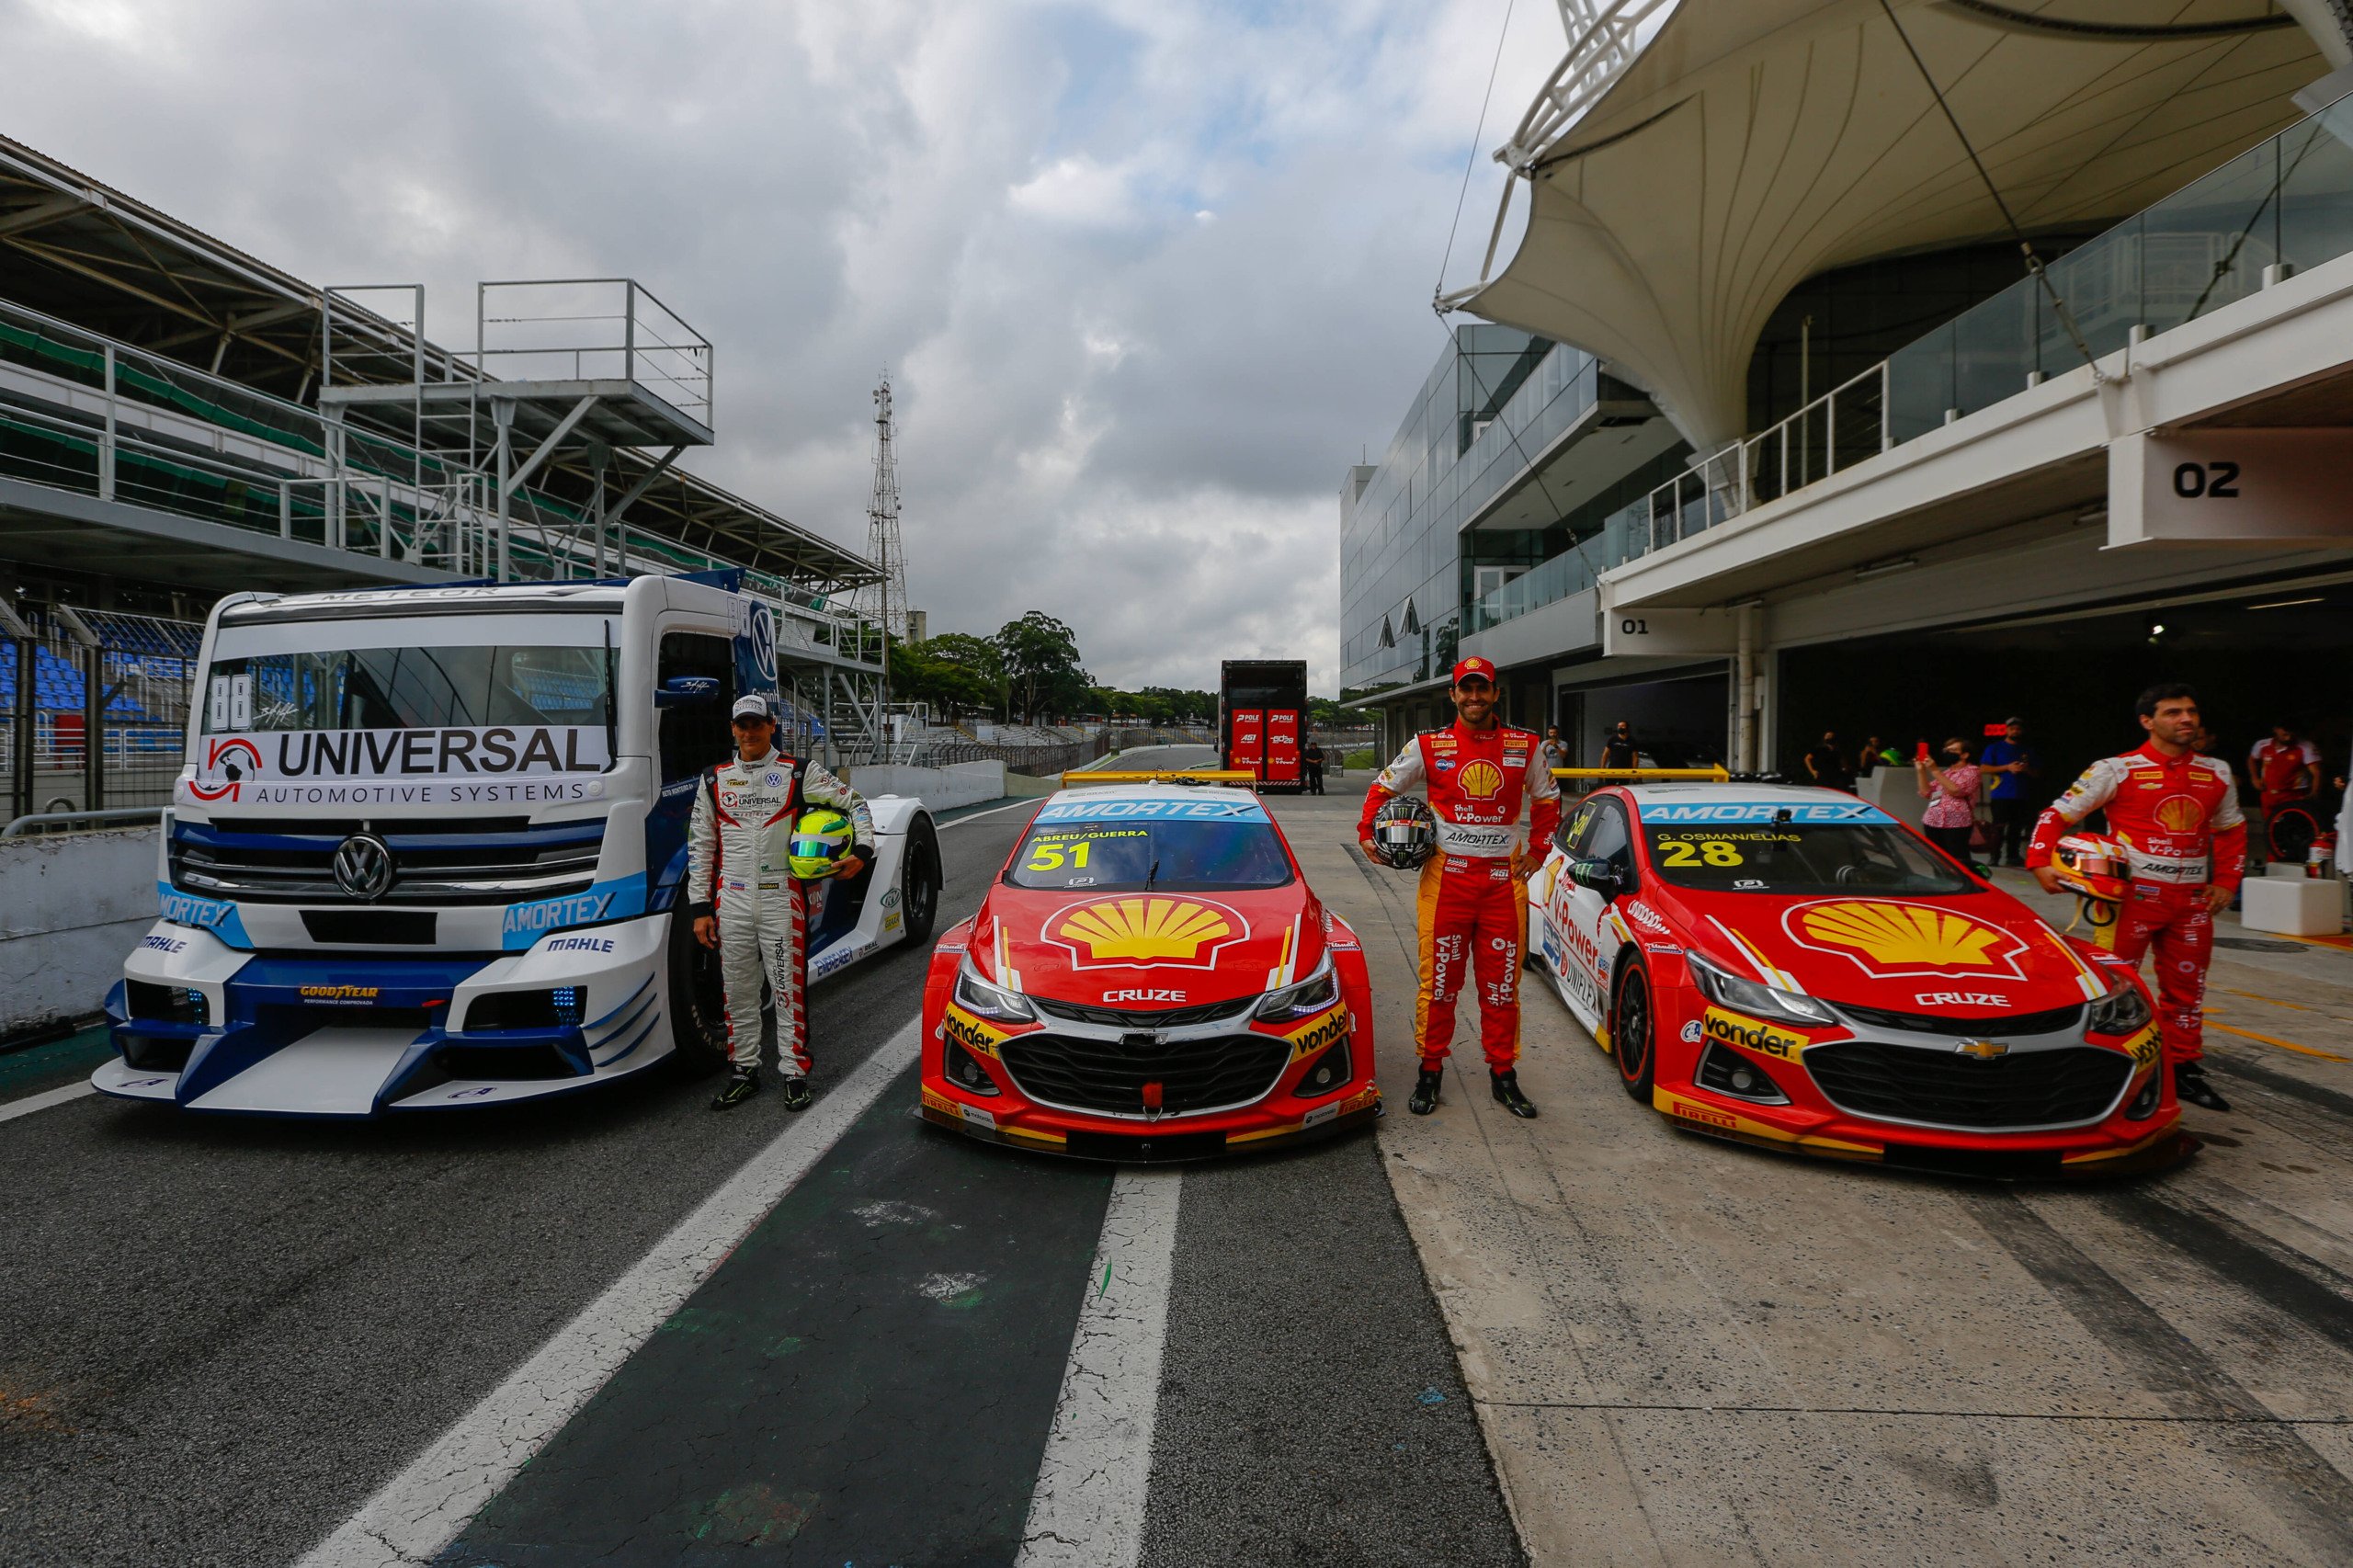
[333,835,394,901]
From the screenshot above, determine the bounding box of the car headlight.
[1687,953,1836,1028]
[2088,981,2153,1037]
[1255,958,1340,1023]
[953,956,1034,1024]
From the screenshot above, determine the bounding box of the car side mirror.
[655,675,722,710]
[1568,858,1622,897]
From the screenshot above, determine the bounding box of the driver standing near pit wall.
[688,694,873,1112]
[1358,657,1560,1120]
[2028,683,2244,1112]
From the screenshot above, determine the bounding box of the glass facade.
[1340,325,1611,698]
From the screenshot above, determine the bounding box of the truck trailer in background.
[1221,659,1308,793]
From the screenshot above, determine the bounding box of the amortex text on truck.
[98,574,942,1116]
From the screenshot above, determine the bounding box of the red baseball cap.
[1451,656,1497,686]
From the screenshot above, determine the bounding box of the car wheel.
[901,815,942,944]
[666,907,729,1076]
[1612,958,1656,1104]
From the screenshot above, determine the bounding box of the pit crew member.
[2029,683,2244,1111]
[2250,721,2321,863]
[688,693,872,1111]
[1358,656,1561,1119]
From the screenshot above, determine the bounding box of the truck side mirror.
[655,676,722,710]
[1569,858,1622,898]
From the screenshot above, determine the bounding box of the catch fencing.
[2,608,201,825]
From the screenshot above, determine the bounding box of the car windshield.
[1006,814,1294,892]
[1642,821,1972,895]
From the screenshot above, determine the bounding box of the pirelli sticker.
[1655,1088,1881,1158]
[1284,1005,1351,1062]
[940,1003,1011,1059]
[1701,1006,1808,1062]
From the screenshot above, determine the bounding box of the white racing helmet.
[1370,796,1438,869]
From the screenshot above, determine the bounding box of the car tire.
[666,907,730,1076]
[1612,957,1656,1105]
[900,814,943,944]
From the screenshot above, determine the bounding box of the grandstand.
[0,132,889,815]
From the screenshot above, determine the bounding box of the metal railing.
[477,279,713,429]
[2,608,201,822]
[1466,92,2353,631]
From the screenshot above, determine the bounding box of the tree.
[895,631,1005,724]
[996,611,1090,725]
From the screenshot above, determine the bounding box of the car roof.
[1039,785,1265,810]
[1619,782,1861,807]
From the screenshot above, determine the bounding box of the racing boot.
[711,1065,762,1110]
[2174,1062,2231,1112]
[1407,1065,1445,1116]
[1491,1070,1539,1119]
[779,1075,814,1112]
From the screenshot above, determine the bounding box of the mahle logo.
[1048,896,1248,970]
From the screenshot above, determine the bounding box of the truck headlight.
[1255,959,1339,1023]
[1687,954,1836,1028]
[953,957,1034,1024]
[2088,982,2153,1037]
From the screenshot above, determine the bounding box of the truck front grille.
[171,820,602,906]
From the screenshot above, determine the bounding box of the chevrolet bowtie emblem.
[1955,1039,2008,1061]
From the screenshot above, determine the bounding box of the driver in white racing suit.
[687,694,872,1111]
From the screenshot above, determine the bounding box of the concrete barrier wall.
[0,827,156,1035]
[847,760,1007,813]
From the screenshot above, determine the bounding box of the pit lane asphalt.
[0,790,1522,1567]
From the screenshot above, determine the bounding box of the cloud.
[0,0,1566,693]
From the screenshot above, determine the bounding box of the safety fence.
[2,608,201,824]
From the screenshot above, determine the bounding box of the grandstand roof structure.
[0,133,879,595]
[1448,0,2346,449]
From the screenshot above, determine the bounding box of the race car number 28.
[1656,839,1745,868]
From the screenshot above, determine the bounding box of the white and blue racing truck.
[97,573,942,1115]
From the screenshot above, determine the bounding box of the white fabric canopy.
[1462,0,2332,449]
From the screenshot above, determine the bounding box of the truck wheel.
[901,815,942,944]
[666,909,729,1076]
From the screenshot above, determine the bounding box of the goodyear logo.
[299,984,380,1003]
[1047,895,1248,970]
[1784,898,2029,979]
[1457,759,1505,800]
[941,1004,1009,1059]
[1702,1006,1806,1062]
[1284,1006,1350,1062]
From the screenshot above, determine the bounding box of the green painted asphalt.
[0,1024,111,1103]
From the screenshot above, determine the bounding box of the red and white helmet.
[2052,832,2131,906]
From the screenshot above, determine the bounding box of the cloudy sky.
[3,0,1562,692]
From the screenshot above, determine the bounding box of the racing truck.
[98,573,943,1116]
[1219,658,1308,793]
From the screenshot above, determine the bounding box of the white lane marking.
[0,1080,97,1125]
[941,798,1037,829]
[1017,1167,1182,1568]
[296,1021,919,1568]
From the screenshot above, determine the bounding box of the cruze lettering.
[1914,991,2010,1008]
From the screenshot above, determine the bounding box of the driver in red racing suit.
[1358,657,1560,1120]
[2029,683,2245,1111]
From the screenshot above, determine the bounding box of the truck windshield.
[202,623,612,733]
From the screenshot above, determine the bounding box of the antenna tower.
[860,372,909,642]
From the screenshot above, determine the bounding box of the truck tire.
[666,909,729,1076]
[901,814,942,945]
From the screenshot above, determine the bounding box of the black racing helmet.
[1370,796,1438,869]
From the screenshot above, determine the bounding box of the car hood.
[1656,887,2108,1016]
[974,883,1324,1008]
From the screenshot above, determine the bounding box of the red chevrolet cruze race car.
[1529,782,2186,1176]
[917,783,1381,1159]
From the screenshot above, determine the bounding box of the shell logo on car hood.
[1047,895,1250,970]
[1781,898,2030,980]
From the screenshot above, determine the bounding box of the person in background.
[1600,720,1639,770]
[2249,721,2320,863]
[1980,717,2041,867]
[1302,735,1326,796]
[1915,736,1983,869]
[1856,735,1893,778]
[1804,730,1855,791]
[1540,724,1570,772]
